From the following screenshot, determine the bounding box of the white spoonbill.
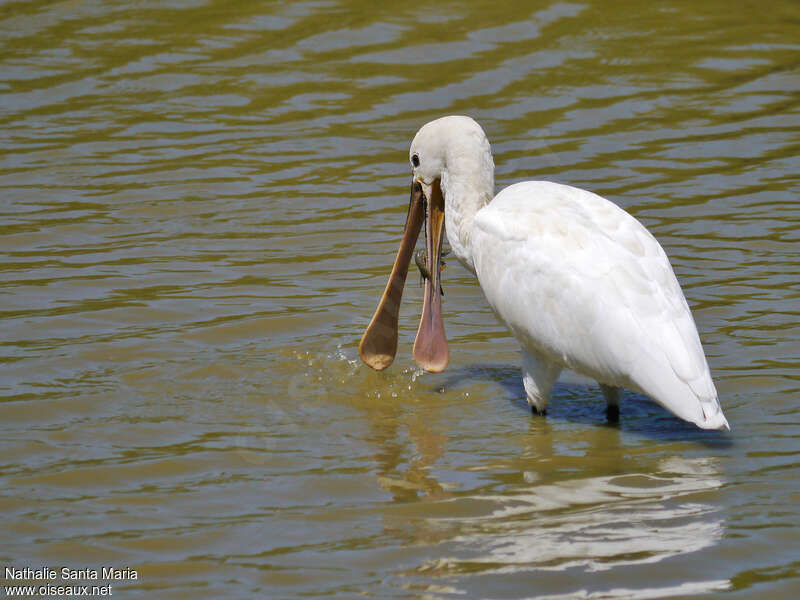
[360,116,729,431]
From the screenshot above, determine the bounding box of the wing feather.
[471,181,727,429]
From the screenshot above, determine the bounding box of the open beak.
[412,178,449,372]
[359,182,425,370]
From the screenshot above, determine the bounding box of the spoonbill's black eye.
[412,154,420,168]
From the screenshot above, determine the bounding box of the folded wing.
[471,181,728,430]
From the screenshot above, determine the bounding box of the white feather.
[409,116,729,430]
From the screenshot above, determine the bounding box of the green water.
[1,1,799,598]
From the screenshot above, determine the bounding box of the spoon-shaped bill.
[359,182,426,370]
[413,178,449,372]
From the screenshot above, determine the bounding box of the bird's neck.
[441,164,494,275]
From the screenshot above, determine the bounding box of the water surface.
[1,1,799,598]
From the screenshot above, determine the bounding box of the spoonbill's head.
[359,116,494,373]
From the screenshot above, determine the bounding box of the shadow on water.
[437,362,734,448]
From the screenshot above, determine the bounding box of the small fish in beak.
[414,248,448,296]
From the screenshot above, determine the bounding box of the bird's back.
[471,180,728,429]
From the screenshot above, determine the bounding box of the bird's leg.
[521,349,562,417]
[601,384,621,423]
[414,248,449,296]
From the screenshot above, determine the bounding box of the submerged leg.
[521,349,562,416]
[601,384,621,422]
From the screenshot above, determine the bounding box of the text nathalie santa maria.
[5,567,138,581]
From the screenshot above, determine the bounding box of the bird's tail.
[696,399,730,431]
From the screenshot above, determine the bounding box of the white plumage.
[408,116,728,430]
